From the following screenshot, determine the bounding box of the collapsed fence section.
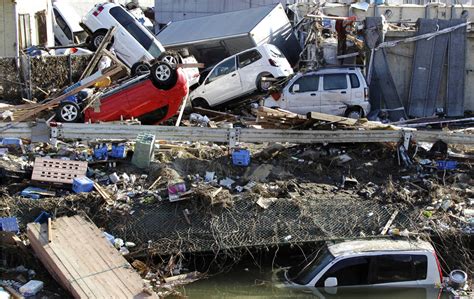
[0,55,91,103]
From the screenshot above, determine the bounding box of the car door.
[201,57,241,105]
[320,73,351,116]
[237,49,263,91]
[284,74,321,115]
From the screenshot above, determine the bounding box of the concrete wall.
[154,0,298,24]
[0,0,16,56]
[384,31,474,112]
[16,0,55,48]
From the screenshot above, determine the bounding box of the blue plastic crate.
[232,149,251,166]
[436,160,457,170]
[0,217,19,233]
[94,144,108,160]
[72,176,94,193]
[110,144,126,159]
[1,138,22,147]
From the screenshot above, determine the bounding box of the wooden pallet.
[32,157,87,184]
[27,216,157,298]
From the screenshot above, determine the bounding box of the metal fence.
[0,55,91,103]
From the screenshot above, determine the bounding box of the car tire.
[192,98,210,109]
[345,107,363,119]
[150,62,178,90]
[56,102,82,123]
[89,30,107,51]
[256,73,274,92]
[131,61,151,76]
[158,52,181,66]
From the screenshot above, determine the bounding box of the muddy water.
[177,264,448,299]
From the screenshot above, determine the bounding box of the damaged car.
[80,2,199,86]
[55,62,187,125]
[263,67,370,119]
[190,44,293,108]
[275,239,443,297]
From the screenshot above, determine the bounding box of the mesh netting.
[3,193,416,256]
[106,196,415,255]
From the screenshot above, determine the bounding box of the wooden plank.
[27,216,157,299]
[27,222,92,298]
[57,217,128,298]
[381,210,399,235]
[80,27,117,81]
[307,111,358,126]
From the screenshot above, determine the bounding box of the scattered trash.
[0,217,19,233]
[168,182,187,202]
[72,176,94,193]
[19,280,43,297]
[232,149,251,166]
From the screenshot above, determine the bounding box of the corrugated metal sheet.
[157,4,278,47]
[155,0,296,24]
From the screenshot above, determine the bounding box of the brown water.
[176,265,448,299]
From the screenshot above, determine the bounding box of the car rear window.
[238,50,262,68]
[349,74,360,88]
[372,254,428,284]
[323,74,348,90]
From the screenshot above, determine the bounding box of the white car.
[190,44,293,108]
[53,2,88,46]
[277,239,443,292]
[264,67,370,119]
[80,3,199,86]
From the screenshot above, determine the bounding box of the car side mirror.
[324,277,338,288]
[292,84,300,93]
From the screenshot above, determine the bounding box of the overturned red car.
[56,62,188,125]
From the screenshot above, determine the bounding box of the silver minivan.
[264,67,370,119]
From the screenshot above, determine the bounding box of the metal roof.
[328,239,434,257]
[156,4,280,47]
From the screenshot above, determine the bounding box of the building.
[0,0,54,57]
[154,0,300,25]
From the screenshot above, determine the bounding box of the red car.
[56,62,188,125]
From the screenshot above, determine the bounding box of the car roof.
[327,239,435,257]
[305,67,362,75]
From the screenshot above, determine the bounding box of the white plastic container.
[19,280,43,297]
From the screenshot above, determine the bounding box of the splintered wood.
[27,216,157,299]
[253,106,309,129]
[32,157,87,184]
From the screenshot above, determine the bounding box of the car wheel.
[150,62,178,90]
[192,98,210,109]
[345,107,363,119]
[257,73,274,92]
[89,30,107,51]
[158,52,180,66]
[56,102,82,123]
[131,61,151,76]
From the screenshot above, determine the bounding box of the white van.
[81,3,199,86]
[263,67,370,119]
[81,3,165,66]
[190,44,293,108]
[53,2,88,46]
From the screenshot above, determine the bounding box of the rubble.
[0,0,473,297]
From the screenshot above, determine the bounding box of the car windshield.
[287,247,335,285]
[73,30,88,43]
